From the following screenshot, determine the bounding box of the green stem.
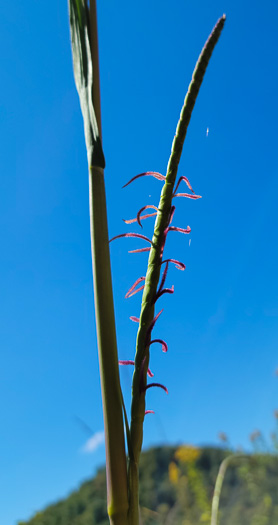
[68,1,129,523]
[88,1,129,522]
[89,165,129,525]
[128,15,226,524]
[211,454,248,525]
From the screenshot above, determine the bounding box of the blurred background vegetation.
[18,417,278,525]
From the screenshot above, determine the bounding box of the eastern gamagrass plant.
[68,2,225,524]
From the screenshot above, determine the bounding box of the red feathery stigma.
[144,383,168,394]
[145,309,163,344]
[174,193,202,199]
[161,259,186,271]
[173,175,195,195]
[145,410,155,415]
[137,205,158,228]
[158,261,169,292]
[130,316,140,323]
[109,232,152,244]
[119,360,153,377]
[168,205,176,225]
[159,229,168,259]
[125,277,145,298]
[129,247,151,254]
[126,285,145,298]
[122,171,166,188]
[123,218,139,225]
[123,205,158,228]
[153,262,172,303]
[123,214,156,225]
[158,207,176,258]
[149,339,168,353]
[155,285,174,302]
[168,225,191,234]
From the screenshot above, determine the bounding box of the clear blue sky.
[1,1,278,523]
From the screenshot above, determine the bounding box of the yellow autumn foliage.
[175,445,200,464]
[169,461,179,484]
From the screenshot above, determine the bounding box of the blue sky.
[1,1,278,523]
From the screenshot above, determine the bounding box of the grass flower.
[68,3,225,522]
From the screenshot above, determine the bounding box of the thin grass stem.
[127,16,226,524]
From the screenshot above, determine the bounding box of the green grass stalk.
[211,454,249,525]
[127,16,226,525]
[68,1,128,523]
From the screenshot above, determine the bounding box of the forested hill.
[18,445,278,525]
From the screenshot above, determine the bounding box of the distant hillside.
[18,445,278,525]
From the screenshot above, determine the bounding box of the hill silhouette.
[18,445,278,525]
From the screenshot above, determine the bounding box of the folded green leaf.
[68,0,105,168]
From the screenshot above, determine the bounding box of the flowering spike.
[173,175,195,195]
[128,14,226,514]
[122,171,166,188]
[161,259,186,271]
[128,247,151,254]
[109,233,152,244]
[119,359,153,377]
[125,277,145,299]
[149,339,168,353]
[174,193,202,200]
[144,383,168,394]
[168,225,191,234]
[130,316,140,323]
[145,410,155,415]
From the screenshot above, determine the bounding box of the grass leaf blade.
[68,0,105,167]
